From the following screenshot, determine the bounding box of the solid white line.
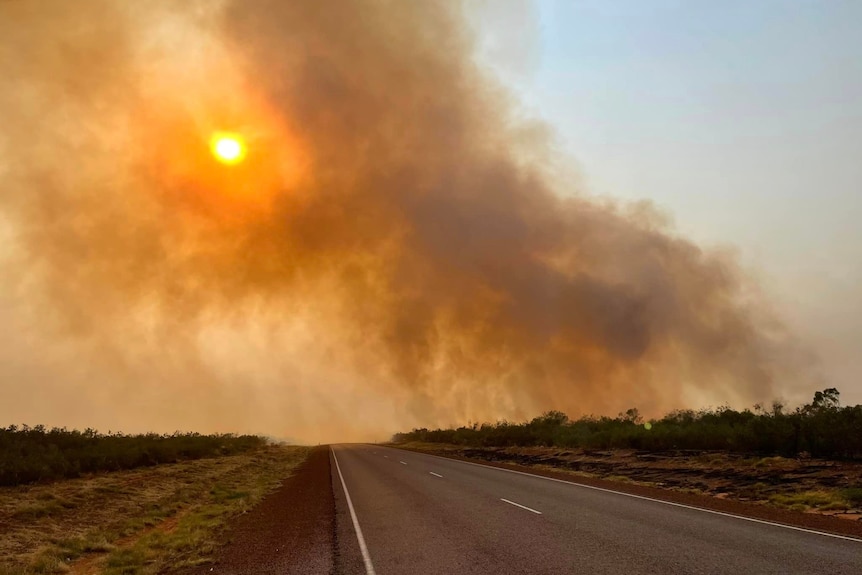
[429,471,443,478]
[385,447,862,543]
[400,461,408,465]
[332,448,377,575]
[501,498,542,515]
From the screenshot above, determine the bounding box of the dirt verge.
[182,446,335,575]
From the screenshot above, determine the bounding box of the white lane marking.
[385,447,862,544]
[429,472,443,478]
[400,461,408,465]
[384,455,389,458]
[332,448,377,575]
[501,498,542,515]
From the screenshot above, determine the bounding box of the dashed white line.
[405,448,862,543]
[383,455,388,458]
[501,498,542,515]
[429,472,443,478]
[332,448,377,575]
[400,461,408,465]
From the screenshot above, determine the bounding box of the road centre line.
[429,471,443,478]
[400,461,408,465]
[501,498,543,515]
[393,447,862,543]
[332,448,377,575]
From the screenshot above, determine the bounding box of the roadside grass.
[751,456,792,469]
[768,490,847,511]
[0,445,310,575]
[840,487,862,507]
[11,499,70,521]
[603,475,634,484]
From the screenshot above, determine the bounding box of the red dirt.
[181,446,335,575]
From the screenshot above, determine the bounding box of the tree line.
[0,425,267,486]
[394,388,862,460]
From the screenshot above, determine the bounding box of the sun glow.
[210,133,246,164]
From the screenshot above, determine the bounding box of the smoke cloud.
[0,1,807,442]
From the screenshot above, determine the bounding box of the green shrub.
[0,426,266,486]
[841,487,862,506]
[393,389,862,461]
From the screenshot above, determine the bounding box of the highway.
[331,444,861,575]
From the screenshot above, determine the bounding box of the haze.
[0,0,853,443]
[475,0,862,406]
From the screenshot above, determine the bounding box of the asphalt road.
[331,444,861,575]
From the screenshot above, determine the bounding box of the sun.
[210,133,246,165]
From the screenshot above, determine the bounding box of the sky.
[1,1,859,441]
[474,0,862,405]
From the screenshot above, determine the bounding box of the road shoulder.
[182,445,335,575]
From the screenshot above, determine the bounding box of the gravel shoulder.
[182,446,335,575]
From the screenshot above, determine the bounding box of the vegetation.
[0,425,267,486]
[394,388,862,460]
[842,487,862,506]
[0,445,310,575]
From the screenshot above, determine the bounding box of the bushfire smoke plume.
[0,1,804,441]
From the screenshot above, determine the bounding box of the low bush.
[841,487,862,507]
[0,426,266,486]
[394,388,862,461]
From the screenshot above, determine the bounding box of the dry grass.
[768,490,847,511]
[0,445,310,575]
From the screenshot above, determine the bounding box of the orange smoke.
[0,0,812,442]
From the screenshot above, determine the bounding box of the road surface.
[331,444,861,575]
